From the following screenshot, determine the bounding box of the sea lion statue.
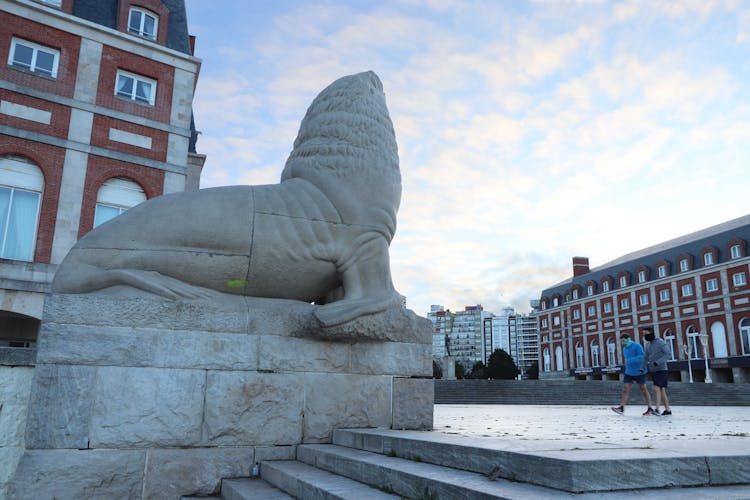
[52,71,404,328]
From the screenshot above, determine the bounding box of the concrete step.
[219,478,293,500]
[332,428,746,493]
[296,442,575,499]
[260,459,401,499]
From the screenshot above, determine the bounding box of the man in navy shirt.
[611,333,656,415]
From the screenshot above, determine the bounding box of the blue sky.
[184,0,750,315]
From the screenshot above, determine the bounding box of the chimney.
[573,256,589,277]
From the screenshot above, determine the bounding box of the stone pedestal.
[9,293,433,499]
[443,356,456,380]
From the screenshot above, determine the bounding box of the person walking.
[644,327,672,416]
[611,333,656,416]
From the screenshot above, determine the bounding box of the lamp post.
[699,332,712,383]
[683,344,693,383]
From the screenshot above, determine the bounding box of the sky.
[184,0,750,316]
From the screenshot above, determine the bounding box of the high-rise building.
[0,0,203,347]
[428,304,489,369]
[537,214,750,384]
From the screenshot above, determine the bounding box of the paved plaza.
[433,404,750,499]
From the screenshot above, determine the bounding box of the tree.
[454,361,466,379]
[486,348,519,380]
[432,360,443,379]
[468,361,486,379]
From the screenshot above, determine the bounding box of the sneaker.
[611,406,624,415]
[642,407,656,416]
[661,410,672,416]
[652,409,662,416]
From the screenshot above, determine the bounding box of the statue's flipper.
[53,264,220,300]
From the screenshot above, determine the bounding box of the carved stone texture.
[52,71,407,332]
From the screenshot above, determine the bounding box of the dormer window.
[679,258,689,272]
[657,265,666,278]
[703,252,713,266]
[572,289,579,300]
[731,244,741,259]
[619,275,627,288]
[602,281,610,292]
[128,7,159,40]
[637,270,646,283]
[587,284,594,296]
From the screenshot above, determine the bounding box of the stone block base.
[10,293,434,498]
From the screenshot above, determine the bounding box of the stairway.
[435,379,750,405]
[182,427,750,499]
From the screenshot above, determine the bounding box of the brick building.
[537,214,750,384]
[0,0,203,346]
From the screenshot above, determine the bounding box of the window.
[619,276,627,288]
[731,245,741,259]
[572,289,578,300]
[734,272,747,287]
[638,270,646,283]
[587,285,593,296]
[572,309,580,320]
[541,318,548,328]
[587,305,595,317]
[705,278,719,293]
[657,265,666,278]
[620,298,630,309]
[8,37,59,78]
[664,330,676,360]
[679,259,689,272]
[638,293,649,306]
[704,252,713,266]
[681,283,693,297]
[543,348,551,372]
[591,341,600,367]
[39,0,62,6]
[575,342,584,368]
[93,178,146,228]
[606,338,616,366]
[115,70,156,105]
[553,316,560,326]
[552,297,559,307]
[128,7,159,40]
[659,289,670,302]
[602,281,610,292]
[741,319,750,355]
[686,327,701,359]
[0,157,43,262]
[603,302,612,313]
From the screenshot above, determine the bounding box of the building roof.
[541,213,750,298]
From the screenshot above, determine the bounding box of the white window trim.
[657,265,666,278]
[733,272,747,287]
[681,283,694,297]
[9,37,59,78]
[587,305,595,317]
[587,285,593,296]
[128,7,159,40]
[638,270,646,283]
[659,289,670,302]
[115,70,157,105]
[619,276,627,288]
[731,245,741,259]
[573,309,580,320]
[704,252,713,266]
[603,302,612,313]
[553,316,560,326]
[705,278,719,293]
[602,281,610,292]
[572,289,578,300]
[620,298,630,309]
[639,294,649,306]
[680,259,689,272]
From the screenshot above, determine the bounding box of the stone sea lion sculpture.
[52,71,404,328]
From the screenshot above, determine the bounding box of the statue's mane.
[281,71,401,236]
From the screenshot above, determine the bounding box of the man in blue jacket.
[644,327,672,416]
[611,333,656,415]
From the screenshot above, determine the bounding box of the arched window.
[606,337,616,366]
[685,325,701,359]
[93,177,146,228]
[575,342,584,368]
[0,156,43,261]
[543,348,551,372]
[555,345,564,371]
[591,339,600,367]
[710,322,728,358]
[740,319,750,356]
[663,329,676,361]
